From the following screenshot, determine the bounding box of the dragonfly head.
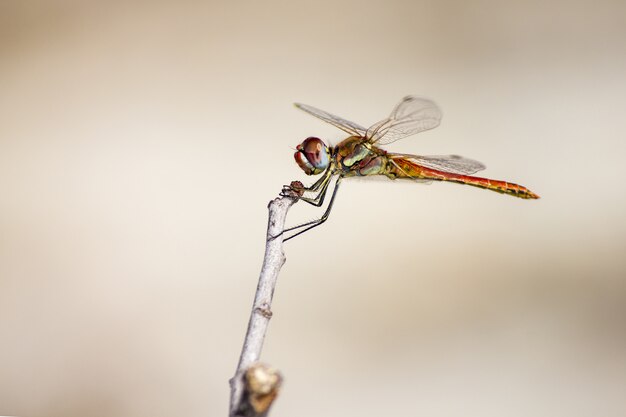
[294,137,330,175]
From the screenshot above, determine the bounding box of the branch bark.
[229,191,299,417]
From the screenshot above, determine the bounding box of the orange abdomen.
[390,157,539,199]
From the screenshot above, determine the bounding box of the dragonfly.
[280,96,539,241]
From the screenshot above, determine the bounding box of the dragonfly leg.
[269,175,337,242]
[303,172,331,192]
[282,170,333,207]
[283,176,342,241]
[280,170,332,203]
[296,172,334,207]
[270,173,339,242]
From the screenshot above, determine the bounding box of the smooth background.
[1,1,625,416]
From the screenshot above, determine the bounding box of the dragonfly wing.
[366,96,442,145]
[390,153,486,175]
[294,103,368,137]
[349,173,432,184]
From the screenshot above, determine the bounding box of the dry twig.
[229,190,299,417]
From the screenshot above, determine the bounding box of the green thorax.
[332,136,389,177]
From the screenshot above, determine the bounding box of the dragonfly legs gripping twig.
[271,174,342,242]
[291,171,334,206]
[283,176,342,241]
[281,169,330,199]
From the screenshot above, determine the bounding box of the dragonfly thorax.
[294,137,330,175]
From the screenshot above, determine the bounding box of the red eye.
[302,137,323,153]
[294,137,329,175]
[302,137,325,164]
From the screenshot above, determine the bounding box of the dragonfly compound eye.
[294,137,329,175]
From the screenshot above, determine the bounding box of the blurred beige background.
[1,1,625,416]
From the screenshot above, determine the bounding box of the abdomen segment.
[389,157,539,199]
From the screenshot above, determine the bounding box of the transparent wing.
[389,153,486,175]
[294,103,368,137]
[366,96,442,145]
[349,173,433,184]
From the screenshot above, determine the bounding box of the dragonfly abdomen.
[390,158,539,199]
